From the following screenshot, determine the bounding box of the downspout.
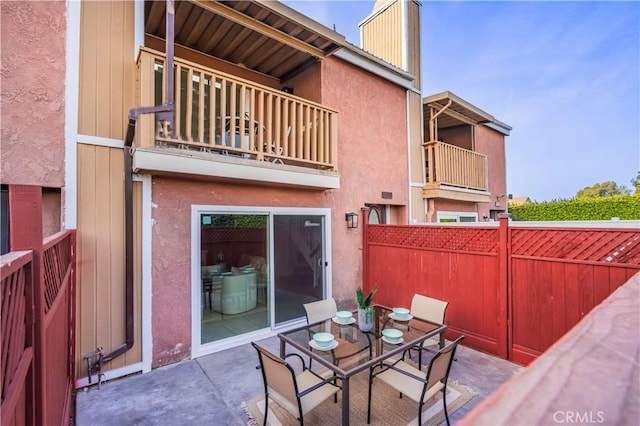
[85,0,175,386]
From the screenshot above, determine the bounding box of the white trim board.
[64,0,81,230]
[77,134,125,149]
[141,175,153,373]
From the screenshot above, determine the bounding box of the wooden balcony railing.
[423,141,488,191]
[137,48,338,171]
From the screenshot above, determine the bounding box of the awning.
[423,91,495,129]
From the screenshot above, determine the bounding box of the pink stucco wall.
[432,199,478,216]
[281,63,322,103]
[0,1,66,187]
[42,188,62,237]
[475,125,508,216]
[320,56,408,298]
[439,125,472,150]
[150,56,409,366]
[151,177,337,366]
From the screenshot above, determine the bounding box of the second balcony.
[133,48,339,190]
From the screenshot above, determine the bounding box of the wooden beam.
[428,101,478,126]
[191,0,325,59]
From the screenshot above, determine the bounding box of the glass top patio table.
[277,304,447,425]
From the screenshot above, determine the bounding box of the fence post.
[361,207,370,293]
[9,185,44,426]
[70,231,77,386]
[498,213,511,360]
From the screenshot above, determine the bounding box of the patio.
[74,336,522,425]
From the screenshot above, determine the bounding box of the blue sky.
[282,1,640,202]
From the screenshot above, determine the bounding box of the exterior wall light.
[345,212,358,228]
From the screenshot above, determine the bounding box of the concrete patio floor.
[74,336,522,425]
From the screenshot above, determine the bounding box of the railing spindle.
[137,48,337,169]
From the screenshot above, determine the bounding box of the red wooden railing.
[2,185,76,426]
[363,216,640,364]
[40,231,76,426]
[1,231,75,426]
[1,251,35,426]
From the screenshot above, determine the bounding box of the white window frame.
[436,211,479,223]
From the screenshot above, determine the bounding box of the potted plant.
[356,286,377,332]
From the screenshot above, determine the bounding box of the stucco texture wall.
[149,57,410,366]
[475,125,507,212]
[439,125,472,150]
[0,1,66,186]
[433,199,479,215]
[281,63,322,103]
[320,56,408,303]
[150,177,333,366]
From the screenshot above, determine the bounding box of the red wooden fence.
[509,226,639,364]
[40,231,76,425]
[1,185,76,425]
[363,216,640,364]
[1,251,35,426]
[201,227,267,267]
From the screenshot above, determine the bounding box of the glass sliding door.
[272,214,326,325]
[199,213,269,344]
[193,206,330,355]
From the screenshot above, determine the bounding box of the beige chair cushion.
[376,360,444,403]
[296,370,340,415]
[303,298,337,324]
[410,294,448,348]
[410,294,448,324]
[254,342,340,420]
[268,371,340,417]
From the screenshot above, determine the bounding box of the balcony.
[422,141,490,202]
[133,48,339,189]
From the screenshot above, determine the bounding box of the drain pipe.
[85,0,175,385]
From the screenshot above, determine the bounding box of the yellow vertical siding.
[76,0,140,379]
[408,91,425,221]
[411,186,425,222]
[407,0,421,89]
[78,0,136,139]
[361,0,403,69]
[409,91,423,181]
[362,0,422,90]
[76,144,142,379]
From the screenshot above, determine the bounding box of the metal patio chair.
[252,342,340,426]
[407,294,449,369]
[303,299,372,369]
[367,336,465,425]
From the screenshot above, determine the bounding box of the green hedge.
[509,195,640,221]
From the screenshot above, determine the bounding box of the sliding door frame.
[190,205,332,358]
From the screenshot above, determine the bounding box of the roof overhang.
[145,0,346,82]
[423,91,495,129]
[333,44,415,90]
